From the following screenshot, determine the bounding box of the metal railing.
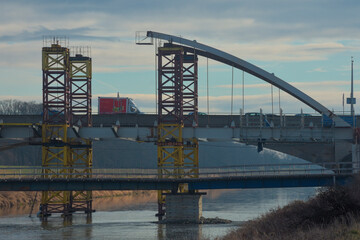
[0,162,355,180]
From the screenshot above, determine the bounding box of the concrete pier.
[165,193,206,223]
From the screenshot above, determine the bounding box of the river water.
[0,187,318,240]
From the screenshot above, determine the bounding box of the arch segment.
[146,31,349,127]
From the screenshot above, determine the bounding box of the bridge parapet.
[0,162,354,180]
[2,114,360,128]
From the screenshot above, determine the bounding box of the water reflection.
[0,205,33,216]
[0,191,157,219]
[39,214,93,239]
[157,223,202,240]
[0,188,318,240]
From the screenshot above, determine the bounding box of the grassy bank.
[0,190,157,213]
[220,175,360,240]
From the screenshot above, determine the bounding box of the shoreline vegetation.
[219,175,360,240]
[3,177,360,240]
[0,190,157,216]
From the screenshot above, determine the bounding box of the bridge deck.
[0,174,352,191]
[0,114,332,128]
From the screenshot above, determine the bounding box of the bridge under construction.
[0,31,359,223]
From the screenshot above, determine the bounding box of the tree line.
[0,99,42,115]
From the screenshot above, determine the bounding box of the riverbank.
[0,188,317,239]
[0,190,157,216]
[219,175,360,240]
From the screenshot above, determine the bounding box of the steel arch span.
[146,31,349,127]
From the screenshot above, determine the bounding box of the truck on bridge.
[98,96,141,114]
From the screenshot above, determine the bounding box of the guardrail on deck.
[0,162,355,179]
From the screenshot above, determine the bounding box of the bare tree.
[0,99,42,115]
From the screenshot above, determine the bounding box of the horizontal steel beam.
[0,178,179,191]
[1,114,357,129]
[0,174,352,191]
[188,175,352,190]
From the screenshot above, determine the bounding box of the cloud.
[307,68,327,73]
[225,42,348,62]
[217,80,348,90]
[94,65,154,73]
[1,0,360,115]
[2,1,360,44]
[0,26,103,43]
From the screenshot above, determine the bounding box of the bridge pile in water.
[0,31,359,223]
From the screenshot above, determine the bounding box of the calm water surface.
[0,187,318,240]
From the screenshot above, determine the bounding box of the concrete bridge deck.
[0,114,356,166]
[0,113,340,128]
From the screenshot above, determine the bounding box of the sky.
[1,0,360,115]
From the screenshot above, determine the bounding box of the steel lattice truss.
[69,54,93,213]
[69,55,92,127]
[41,45,72,217]
[68,138,93,213]
[182,52,198,127]
[41,44,93,218]
[158,48,183,124]
[42,46,70,124]
[41,124,72,216]
[156,47,199,220]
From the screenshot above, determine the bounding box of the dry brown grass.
[219,175,360,240]
[0,190,157,216]
[0,191,36,208]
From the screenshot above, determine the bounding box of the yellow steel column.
[157,46,199,220]
[41,40,71,217]
[41,124,71,216]
[157,123,184,214]
[183,138,199,179]
[68,138,93,212]
[157,47,186,219]
[69,52,93,213]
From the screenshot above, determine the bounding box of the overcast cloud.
[1,0,360,114]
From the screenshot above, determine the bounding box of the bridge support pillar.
[164,193,205,223]
[156,46,200,220]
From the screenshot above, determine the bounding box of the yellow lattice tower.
[183,138,199,179]
[68,139,93,212]
[41,125,71,216]
[69,52,93,213]
[41,41,71,217]
[182,51,199,181]
[157,124,184,176]
[156,47,199,220]
[69,53,92,125]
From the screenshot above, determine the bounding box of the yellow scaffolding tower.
[69,53,93,213]
[41,41,71,217]
[41,124,71,216]
[157,47,199,220]
[68,139,93,212]
[183,138,199,179]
